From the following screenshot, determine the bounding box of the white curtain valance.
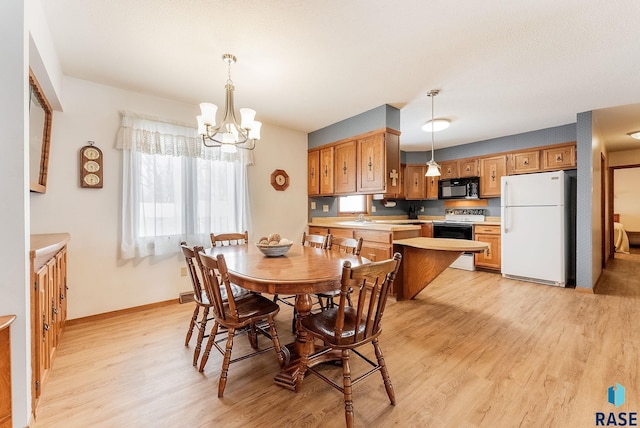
[115,111,253,165]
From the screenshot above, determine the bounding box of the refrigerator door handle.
[503,181,508,233]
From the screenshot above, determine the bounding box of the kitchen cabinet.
[404,165,426,200]
[474,225,501,270]
[30,234,70,417]
[459,159,479,177]
[0,315,16,428]
[421,223,433,237]
[542,144,576,171]
[426,174,439,200]
[438,160,459,180]
[479,155,507,198]
[334,140,357,194]
[307,150,320,196]
[357,130,401,197]
[319,146,335,195]
[509,150,540,175]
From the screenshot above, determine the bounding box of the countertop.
[310,216,501,231]
[30,233,71,270]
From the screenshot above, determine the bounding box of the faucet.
[357,214,365,222]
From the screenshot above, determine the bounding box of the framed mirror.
[29,69,53,193]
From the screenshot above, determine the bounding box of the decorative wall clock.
[79,142,103,188]
[270,169,289,191]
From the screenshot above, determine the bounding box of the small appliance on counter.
[408,205,420,220]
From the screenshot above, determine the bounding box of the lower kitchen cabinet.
[30,234,70,417]
[474,225,501,270]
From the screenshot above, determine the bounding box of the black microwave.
[438,177,480,199]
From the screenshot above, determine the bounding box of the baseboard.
[66,299,179,326]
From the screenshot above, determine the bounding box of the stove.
[432,209,486,271]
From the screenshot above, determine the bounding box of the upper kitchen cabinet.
[310,128,401,196]
[438,160,459,180]
[357,130,401,196]
[307,150,320,196]
[509,150,541,175]
[404,165,426,200]
[541,143,576,171]
[308,146,336,196]
[479,155,507,198]
[426,174,439,200]
[319,146,335,195]
[334,140,357,194]
[459,159,479,177]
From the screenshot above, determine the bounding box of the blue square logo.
[608,383,625,407]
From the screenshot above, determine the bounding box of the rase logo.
[596,383,637,426]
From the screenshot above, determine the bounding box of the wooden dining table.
[203,243,369,391]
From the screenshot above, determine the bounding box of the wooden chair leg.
[342,349,354,428]
[218,327,235,398]
[198,321,218,373]
[193,307,209,366]
[248,322,258,349]
[267,316,285,367]
[373,339,395,405]
[185,305,199,346]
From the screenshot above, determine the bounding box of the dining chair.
[194,249,285,397]
[180,242,247,367]
[316,235,364,310]
[273,232,329,332]
[210,231,249,247]
[298,253,402,428]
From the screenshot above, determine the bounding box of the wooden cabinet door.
[319,147,335,195]
[404,165,426,200]
[459,159,479,177]
[474,232,501,270]
[421,223,433,237]
[307,150,320,196]
[357,133,385,193]
[509,150,540,175]
[426,174,439,200]
[55,248,67,342]
[479,155,507,198]
[334,141,357,194]
[542,144,576,170]
[439,160,459,179]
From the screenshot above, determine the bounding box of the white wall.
[0,2,31,426]
[31,76,308,319]
[614,167,640,230]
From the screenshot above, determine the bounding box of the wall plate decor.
[270,169,289,191]
[79,142,103,188]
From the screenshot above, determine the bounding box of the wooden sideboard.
[0,315,16,428]
[30,233,70,417]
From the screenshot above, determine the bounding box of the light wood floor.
[32,259,640,427]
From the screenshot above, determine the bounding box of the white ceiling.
[41,0,640,152]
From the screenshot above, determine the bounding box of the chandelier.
[425,89,442,177]
[196,54,261,153]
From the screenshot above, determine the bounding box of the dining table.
[203,243,369,391]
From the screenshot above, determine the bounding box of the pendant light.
[425,89,442,177]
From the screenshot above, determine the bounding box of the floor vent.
[179,292,195,304]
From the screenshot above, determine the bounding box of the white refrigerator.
[501,171,569,287]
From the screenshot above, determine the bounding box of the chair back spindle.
[301,232,328,249]
[211,231,249,247]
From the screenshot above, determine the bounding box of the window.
[117,112,252,259]
[338,195,370,215]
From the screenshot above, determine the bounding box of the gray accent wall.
[308,104,400,148]
[576,111,594,290]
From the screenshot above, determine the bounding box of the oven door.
[432,222,473,240]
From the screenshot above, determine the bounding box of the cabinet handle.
[523,158,529,165]
[556,153,563,162]
[343,162,347,175]
[43,322,49,333]
[52,307,58,315]
[310,167,315,179]
[60,292,65,301]
[368,157,373,171]
[324,165,328,177]
[491,170,496,181]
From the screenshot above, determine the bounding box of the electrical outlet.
[180,266,188,276]
[322,205,329,212]
[311,201,316,209]
[371,206,377,213]
[420,206,425,212]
